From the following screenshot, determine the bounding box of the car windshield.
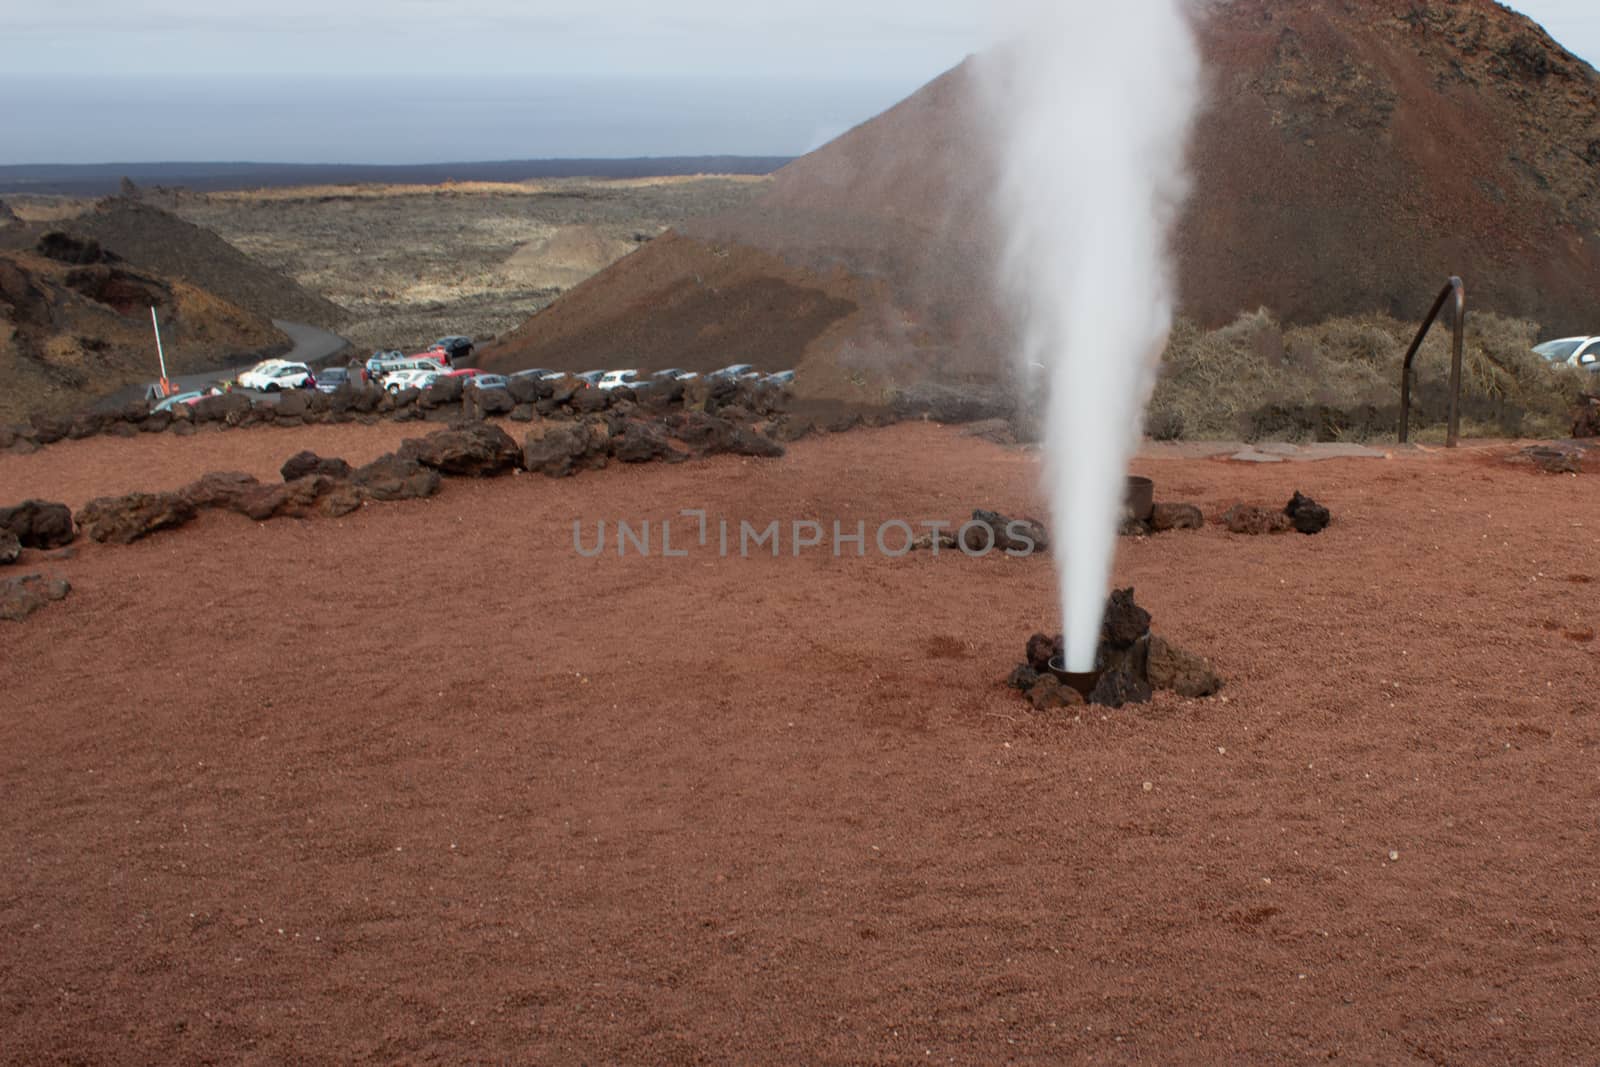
[1536,340,1584,361]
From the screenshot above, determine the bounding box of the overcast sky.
[1,1,1597,164]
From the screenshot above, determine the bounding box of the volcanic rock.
[0,530,19,565]
[1151,502,1205,532]
[1284,491,1332,534]
[0,500,75,549]
[1146,636,1225,699]
[1223,504,1293,535]
[275,390,311,419]
[0,574,71,622]
[399,423,521,477]
[280,450,354,482]
[1025,632,1061,673]
[611,421,686,464]
[1089,670,1153,709]
[234,476,360,520]
[77,492,197,544]
[178,471,261,511]
[37,232,116,266]
[352,454,442,501]
[1029,676,1085,712]
[1100,587,1153,651]
[473,388,516,417]
[1007,664,1042,692]
[30,414,71,445]
[191,392,252,424]
[966,509,1048,554]
[572,389,613,414]
[1516,445,1583,474]
[419,377,464,408]
[139,409,172,433]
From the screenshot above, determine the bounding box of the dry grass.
[1147,309,1587,442]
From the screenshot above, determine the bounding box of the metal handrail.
[1398,277,1466,447]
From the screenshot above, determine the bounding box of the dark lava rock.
[178,471,261,511]
[522,426,585,477]
[0,573,71,622]
[399,423,521,477]
[392,387,421,409]
[191,392,252,424]
[68,413,104,440]
[507,375,543,405]
[611,421,685,464]
[572,388,613,415]
[1007,665,1042,692]
[0,530,18,565]
[139,409,172,433]
[30,413,72,445]
[966,509,1049,554]
[474,388,516,417]
[1118,517,1152,538]
[275,390,311,418]
[0,500,75,549]
[1088,669,1153,709]
[508,403,537,423]
[169,420,197,437]
[280,450,354,482]
[1025,632,1061,673]
[1284,491,1331,535]
[235,476,360,521]
[420,376,464,408]
[1100,587,1152,650]
[37,231,113,265]
[76,492,197,544]
[1223,503,1292,535]
[1517,445,1582,475]
[1028,676,1085,712]
[353,454,441,501]
[104,421,138,439]
[1146,636,1224,698]
[1151,502,1204,532]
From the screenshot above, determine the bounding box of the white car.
[598,369,642,391]
[238,360,314,391]
[1533,336,1600,368]
[382,368,439,393]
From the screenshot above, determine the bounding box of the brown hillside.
[67,199,349,330]
[0,250,287,422]
[485,0,1600,397]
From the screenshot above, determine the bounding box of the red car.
[407,346,451,366]
[441,367,482,379]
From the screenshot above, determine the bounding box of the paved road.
[96,320,350,411]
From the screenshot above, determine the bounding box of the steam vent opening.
[1008,588,1224,712]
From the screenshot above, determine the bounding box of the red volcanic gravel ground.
[1,423,1597,1064]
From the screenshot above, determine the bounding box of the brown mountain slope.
[0,248,287,422]
[484,0,1600,398]
[67,198,349,330]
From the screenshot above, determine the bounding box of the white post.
[151,306,169,383]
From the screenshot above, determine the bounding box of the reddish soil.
[2,423,1598,1063]
[487,0,1600,392]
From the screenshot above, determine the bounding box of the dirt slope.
[0,249,287,422]
[68,198,349,330]
[485,0,1600,398]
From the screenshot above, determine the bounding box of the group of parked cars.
[147,334,796,412]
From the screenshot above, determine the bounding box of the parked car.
[371,354,448,378]
[598,369,642,391]
[468,374,509,390]
[151,390,206,412]
[381,368,438,393]
[433,336,474,361]
[510,368,555,381]
[763,370,796,387]
[710,363,759,381]
[652,368,699,382]
[441,367,483,379]
[1532,337,1600,365]
[239,360,315,391]
[574,370,607,388]
[315,367,354,394]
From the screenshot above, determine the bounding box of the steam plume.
[982,0,1201,671]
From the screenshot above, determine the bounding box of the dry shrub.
[1147,309,1586,441]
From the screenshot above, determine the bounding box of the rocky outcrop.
[399,423,521,477]
[280,450,354,482]
[0,530,19,566]
[352,454,441,501]
[1284,491,1332,535]
[1146,635,1224,699]
[1151,502,1205,532]
[0,500,75,549]
[1222,503,1293,535]
[76,492,197,544]
[0,574,71,622]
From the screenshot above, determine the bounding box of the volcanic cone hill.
[483,0,1600,404]
[65,198,348,330]
[0,245,288,422]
